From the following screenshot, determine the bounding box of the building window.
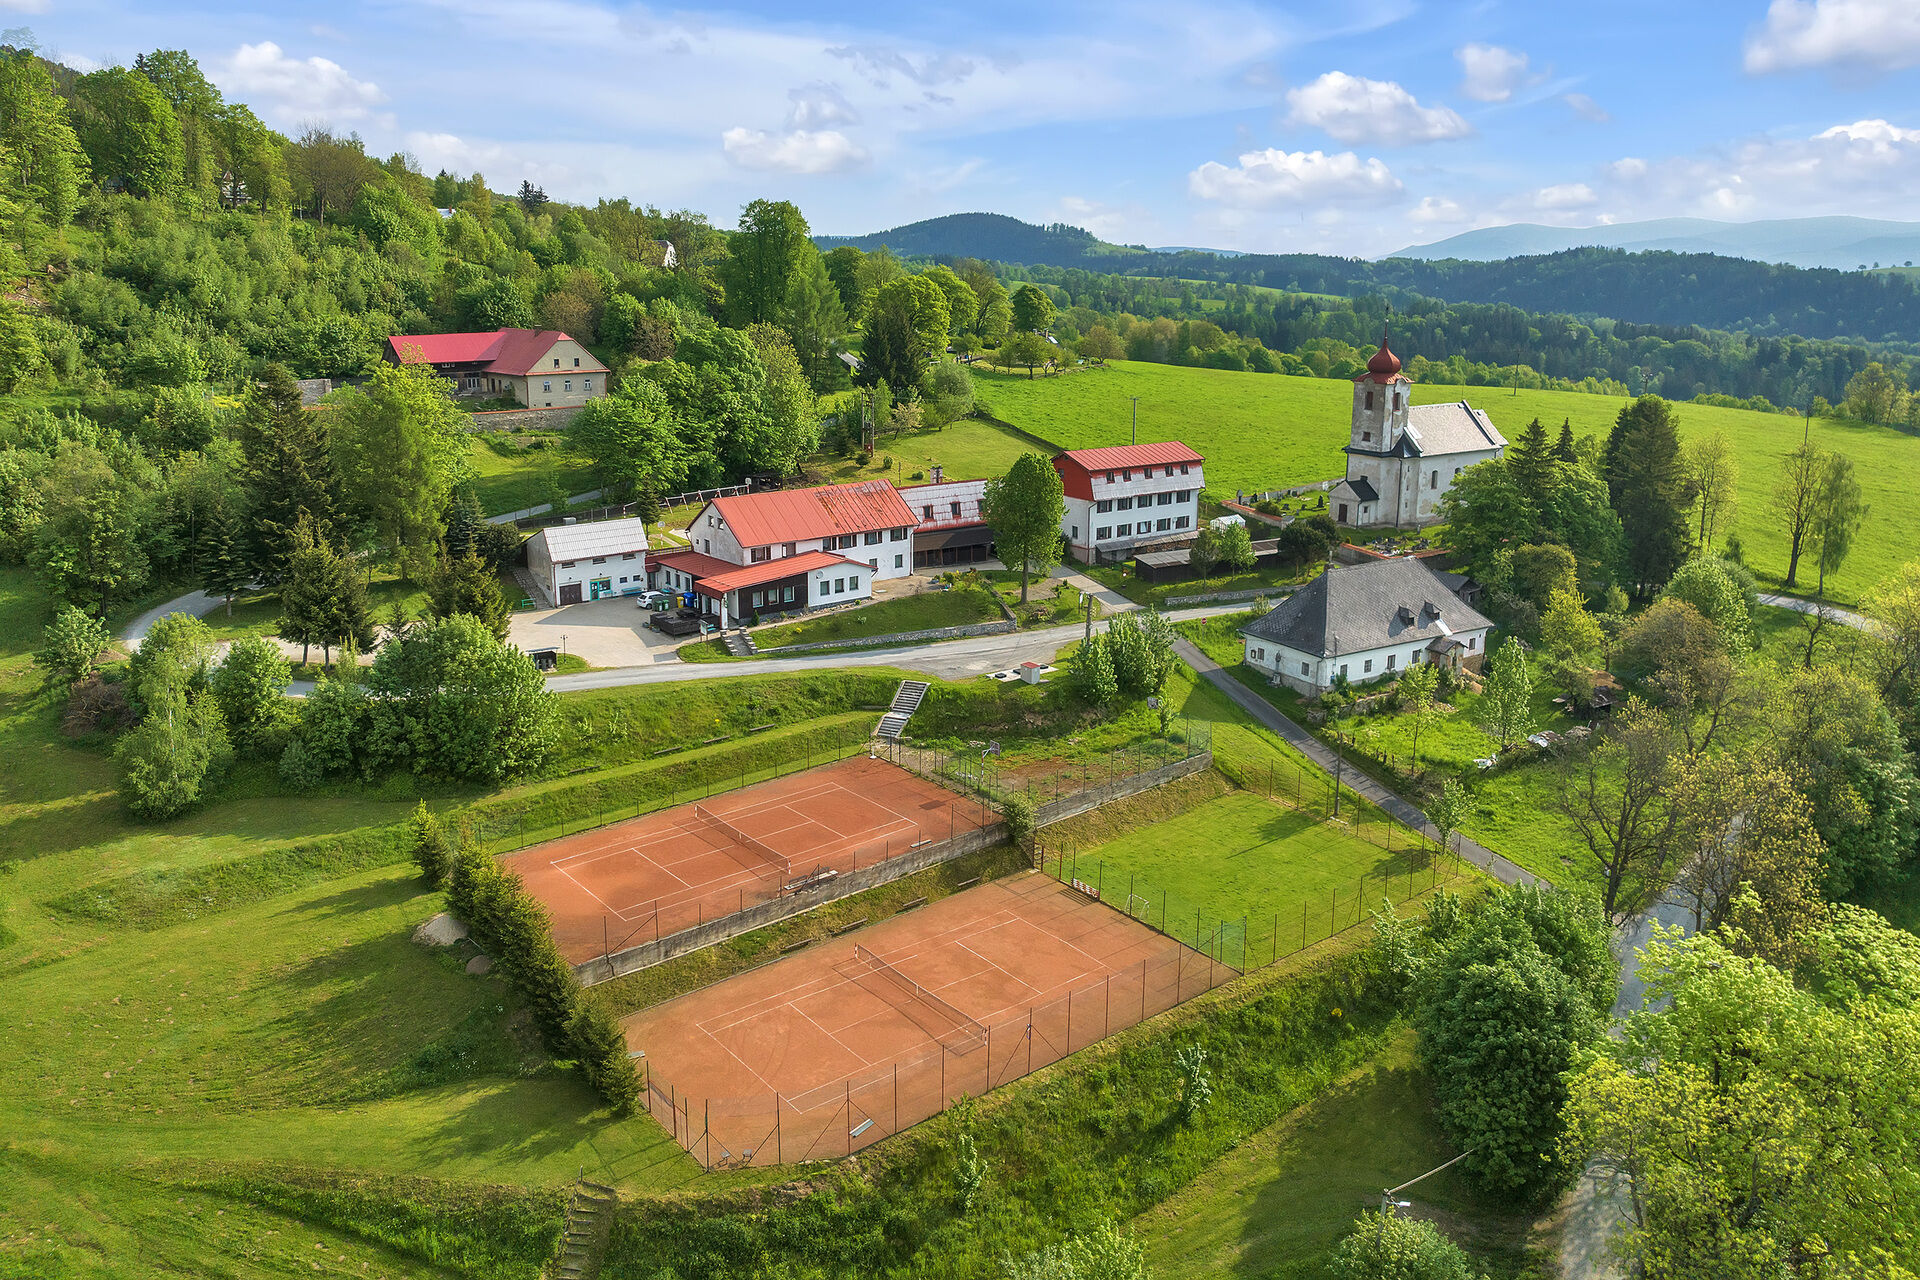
[1339,664,1348,678]
[890,527,907,540]
[922,505,934,520]
[1361,431,1371,442]
[894,554,903,568]
[1117,496,1133,510]
[1176,490,1190,502]
[1365,389,1374,410]
[750,591,764,608]
[1454,466,1462,478]
[1071,525,1079,540]
[1157,492,1172,506]
[838,535,857,549]
[1156,518,1171,532]
[867,558,877,570]
[850,576,861,591]
[1175,516,1190,530]
[1096,526,1112,541]
[1105,471,1115,483]
[1387,653,1397,670]
[1430,470,1439,489]
[783,542,796,556]
[750,547,770,563]
[1180,464,1190,475]
[1164,465,1174,477]
[1300,661,1309,676]
[1468,637,1477,650]
[1364,659,1374,673]
[553,358,560,369]
[560,560,574,568]
[584,378,593,392]
[1096,499,1112,513]
[573,357,581,367]
[782,586,795,603]
[564,379,572,392]
[590,556,606,564]
[543,380,552,393]
[1122,470,1132,481]
[950,501,961,518]
[864,530,881,545]
[834,578,845,593]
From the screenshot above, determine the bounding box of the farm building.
[384,328,610,407]
[900,472,995,567]
[526,517,650,606]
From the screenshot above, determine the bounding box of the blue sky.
[11,0,1920,255]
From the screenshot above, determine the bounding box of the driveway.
[507,596,688,667]
[1756,591,1873,631]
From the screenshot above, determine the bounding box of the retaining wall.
[470,405,586,433]
[1033,751,1213,826]
[1163,586,1293,609]
[579,822,1007,983]
[758,618,1017,656]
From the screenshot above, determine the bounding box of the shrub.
[568,998,642,1115]
[1326,1213,1478,1280]
[116,688,233,819]
[210,635,293,748]
[408,802,453,887]
[37,605,112,687]
[1001,794,1036,855]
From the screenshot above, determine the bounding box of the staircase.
[877,680,930,741]
[724,629,758,658]
[548,1174,618,1280]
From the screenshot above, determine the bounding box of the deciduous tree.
[1681,429,1738,550]
[864,274,951,391]
[208,635,292,748]
[1771,440,1827,590]
[330,359,472,579]
[1471,640,1535,750]
[1556,697,1678,918]
[981,451,1064,604]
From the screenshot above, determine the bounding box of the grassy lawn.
[813,415,1041,485]
[980,360,1920,603]
[1075,555,1318,608]
[751,584,1003,648]
[465,435,597,516]
[1061,789,1447,962]
[982,570,1097,626]
[1135,1029,1540,1279]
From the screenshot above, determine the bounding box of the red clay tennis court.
[628,873,1232,1168]
[500,755,992,966]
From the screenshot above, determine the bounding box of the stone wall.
[578,821,1008,984]
[1163,585,1293,609]
[470,405,586,434]
[758,618,1016,655]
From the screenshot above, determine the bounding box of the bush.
[1326,1214,1479,1280]
[1001,794,1036,855]
[37,605,111,687]
[408,802,453,887]
[116,688,233,819]
[210,635,293,748]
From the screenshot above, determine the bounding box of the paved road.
[1757,591,1872,631]
[1171,637,1537,888]
[123,590,230,651]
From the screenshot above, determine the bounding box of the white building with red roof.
[384,328,609,408]
[650,479,919,626]
[1329,328,1504,529]
[1051,441,1204,563]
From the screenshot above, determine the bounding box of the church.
[1328,330,1506,529]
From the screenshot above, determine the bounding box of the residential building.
[1052,442,1204,564]
[526,517,650,606]
[383,328,610,408]
[1238,556,1493,695]
[652,478,918,626]
[1328,329,1505,529]
[900,473,994,567]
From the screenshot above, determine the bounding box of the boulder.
[412,912,469,947]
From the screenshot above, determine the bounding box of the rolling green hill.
[978,361,1919,603]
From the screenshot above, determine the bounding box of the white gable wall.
[1241,628,1491,695]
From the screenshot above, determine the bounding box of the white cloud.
[1745,0,1920,72]
[1285,72,1470,146]
[1051,195,1144,242]
[1817,118,1920,147]
[1409,195,1465,224]
[1563,93,1610,123]
[1533,182,1598,210]
[721,126,869,174]
[216,42,386,123]
[0,0,50,13]
[1456,43,1531,102]
[1189,148,1403,206]
[787,83,859,129]
[1608,156,1649,179]
[828,44,983,89]
[1594,119,1920,222]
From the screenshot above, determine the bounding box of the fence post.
[776,1093,782,1164]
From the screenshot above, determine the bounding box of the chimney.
[931,464,944,483]
[563,516,577,525]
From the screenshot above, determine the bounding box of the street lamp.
[1376,1146,1478,1242]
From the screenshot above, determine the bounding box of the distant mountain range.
[1387,217,1920,272]
[815,213,1244,264]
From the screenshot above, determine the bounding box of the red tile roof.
[385,329,608,376]
[695,551,864,597]
[708,479,917,549]
[1053,442,1204,473]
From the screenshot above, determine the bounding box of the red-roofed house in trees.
[384,329,609,408]
[1328,328,1504,529]
[1051,442,1204,563]
[651,479,918,626]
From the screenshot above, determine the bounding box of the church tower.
[1350,325,1410,452]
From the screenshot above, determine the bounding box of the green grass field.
[1134,1030,1538,1279]
[980,361,1920,603]
[751,584,1003,647]
[465,436,598,517]
[815,416,1041,485]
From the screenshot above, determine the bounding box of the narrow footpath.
[1172,637,1536,888]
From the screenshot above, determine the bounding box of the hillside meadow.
[978,361,1920,603]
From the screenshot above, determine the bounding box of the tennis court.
[501,755,993,966]
[628,873,1232,1167]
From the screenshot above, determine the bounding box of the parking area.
[507,595,692,667]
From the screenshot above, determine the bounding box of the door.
[558,582,583,605]
[1337,503,1348,523]
[590,578,612,600]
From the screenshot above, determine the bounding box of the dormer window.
[1397,605,1415,624]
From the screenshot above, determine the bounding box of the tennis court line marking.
[548,815,712,869]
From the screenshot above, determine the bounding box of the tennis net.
[692,803,792,878]
[849,944,987,1053]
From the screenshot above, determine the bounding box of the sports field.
[980,361,1920,602]
[501,756,993,969]
[625,873,1225,1167]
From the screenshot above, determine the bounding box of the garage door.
[558,582,583,605]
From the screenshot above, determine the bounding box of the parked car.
[634,589,674,609]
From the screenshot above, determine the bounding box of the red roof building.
[384,328,609,409]
[1051,440,1205,563]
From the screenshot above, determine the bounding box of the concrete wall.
[760,618,1017,655]
[579,821,1008,984]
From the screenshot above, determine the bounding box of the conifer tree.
[1554,418,1579,463]
[1508,416,1555,501]
[426,550,512,639]
[278,519,372,667]
[238,363,340,583]
[198,501,249,616]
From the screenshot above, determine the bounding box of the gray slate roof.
[1403,402,1506,456]
[1242,557,1493,658]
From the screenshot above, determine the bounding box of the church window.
[1431,470,1439,488]
[1362,431,1371,442]
[1364,390,1374,410]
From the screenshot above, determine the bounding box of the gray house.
[1240,556,1493,695]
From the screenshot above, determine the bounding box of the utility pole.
[1083,593,1093,645]
[1377,1147,1478,1244]
[1130,396,1139,444]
